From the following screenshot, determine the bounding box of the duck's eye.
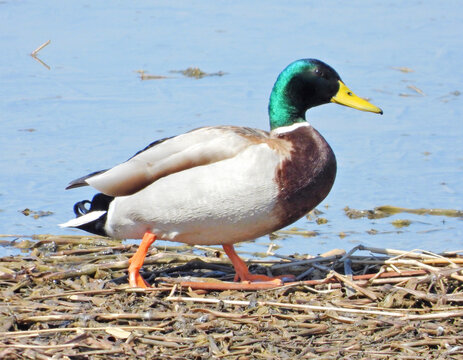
[347,91,353,96]
[315,69,328,79]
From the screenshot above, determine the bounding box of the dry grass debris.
[1,234,462,359]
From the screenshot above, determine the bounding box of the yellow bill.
[331,81,383,114]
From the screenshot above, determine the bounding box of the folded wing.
[66,126,271,196]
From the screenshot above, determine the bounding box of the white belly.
[105,143,282,245]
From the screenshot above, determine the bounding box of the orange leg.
[222,244,295,285]
[128,231,157,288]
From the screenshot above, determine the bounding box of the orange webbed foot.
[127,232,157,288]
[128,268,151,288]
[224,244,294,286]
[234,272,295,285]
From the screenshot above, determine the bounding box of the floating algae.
[391,219,412,228]
[21,208,54,219]
[344,205,463,219]
[274,227,318,238]
[135,68,227,80]
[392,66,414,73]
[135,70,170,80]
[316,217,328,225]
[170,67,227,79]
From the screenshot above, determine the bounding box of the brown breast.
[273,125,337,229]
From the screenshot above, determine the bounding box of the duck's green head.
[269,59,382,130]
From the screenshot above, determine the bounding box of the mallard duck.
[61,58,382,288]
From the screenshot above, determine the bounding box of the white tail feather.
[59,211,106,228]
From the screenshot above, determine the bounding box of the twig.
[331,271,378,301]
[31,40,51,56]
[0,325,165,338]
[385,259,440,272]
[271,255,340,270]
[406,311,463,320]
[0,343,76,349]
[26,288,118,300]
[338,245,362,263]
[166,296,407,317]
[30,55,50,70]
[166,295,463,321]
[29,40,52,70]
[359,245,438,259]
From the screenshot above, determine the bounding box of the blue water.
[1,1,462,257]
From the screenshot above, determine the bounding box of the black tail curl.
[73,193,114,217]
[72,193,114,236]
[73,200,91,217]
